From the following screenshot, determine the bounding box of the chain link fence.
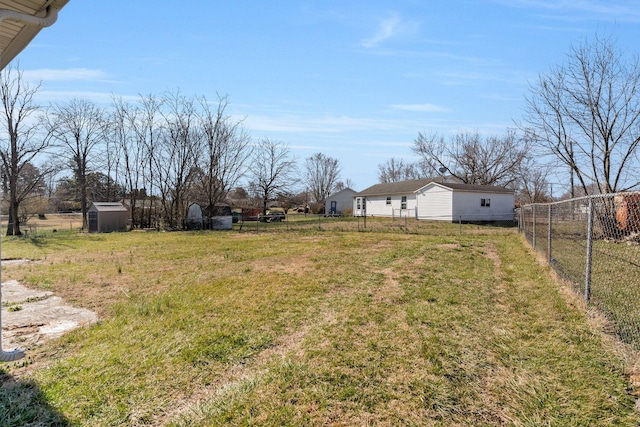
[520,193,640,349]
[235,213,516,236]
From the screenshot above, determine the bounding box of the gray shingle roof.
[91,202,128,212]
[355,178,439,197]
[355,178,513,197]
[436,182,514,194]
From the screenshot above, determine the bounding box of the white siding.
[451,191,514,221]
[417,186,453,220]
[325,189,356,215]
[353,194,417,217]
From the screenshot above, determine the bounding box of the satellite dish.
[438,167,447,174]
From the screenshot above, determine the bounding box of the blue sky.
[14,0,640,190]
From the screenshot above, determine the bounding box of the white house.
[416,182,514,222]
[353,178,514,222]
[353,178,439,218]
[325,188,356,215]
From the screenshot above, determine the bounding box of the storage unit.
[88,202,129,233]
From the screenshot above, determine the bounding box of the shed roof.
[0,0,70,69]
[328,187,356,198]
[90,202,128,212]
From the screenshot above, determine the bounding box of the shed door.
[88,211,98,233]
[330,201,337,214]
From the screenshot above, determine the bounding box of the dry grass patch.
[0,230,638,426]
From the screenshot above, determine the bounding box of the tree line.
[0,68,345,235]
[378,34,640,204]
[3,34,639,234]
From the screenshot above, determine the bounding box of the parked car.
[260,209,286,222]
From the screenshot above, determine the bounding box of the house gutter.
[0,5,59,72]
[0,5,59,29]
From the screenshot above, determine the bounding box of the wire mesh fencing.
[234,213,517,236]
[520,193,640,349]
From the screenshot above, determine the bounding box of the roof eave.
[0,0,71,70]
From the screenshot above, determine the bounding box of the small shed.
[88,202,128,233]
[187,203,203,230]
[325,188,357,215]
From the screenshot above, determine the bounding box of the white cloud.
[23,68,109,82]
[361,14,419,48]
[390,103,451,113]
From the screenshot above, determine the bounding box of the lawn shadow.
[0,368,69,426]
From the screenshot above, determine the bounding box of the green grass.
[528,218,640,350]
[1,225,638,426]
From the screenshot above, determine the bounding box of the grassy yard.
[1,225,639,426]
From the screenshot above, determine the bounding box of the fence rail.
[235,213,516,235]
[520,193,640,349]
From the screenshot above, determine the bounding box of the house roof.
[328,187,356,198]
[91,202,128,212]
[355,178,442,197]
[0,0,70,70]
[355,178,514,197]
[428,182,514,194]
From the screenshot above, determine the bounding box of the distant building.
[353,178,515,222]
[325,188,357,215]
[88,202,128,233]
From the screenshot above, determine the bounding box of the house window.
[481,198,491,207]
[356,197,361,210]
[386,197,391,205]
[401,196,407,210]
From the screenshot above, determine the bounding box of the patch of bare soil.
[483,243,502,269]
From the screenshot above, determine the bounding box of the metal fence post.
[547,204,552,263]
[585,197,594,303]
[532,205,537,249]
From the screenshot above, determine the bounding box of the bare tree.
[0,66,54,235]
[111,96,147,226]
[523,34,640,195]
[196,94,252,220]
[334,179,356,191]
[249,139,297,215]
[45,98,107,228]
[133,94,164,228]
[304,152,341,209]
[412,130,528,187]
[514,159,551,205]
[156,91,200,228]
[377,157,421,183]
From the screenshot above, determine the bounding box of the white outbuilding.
[325,188,357,216]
